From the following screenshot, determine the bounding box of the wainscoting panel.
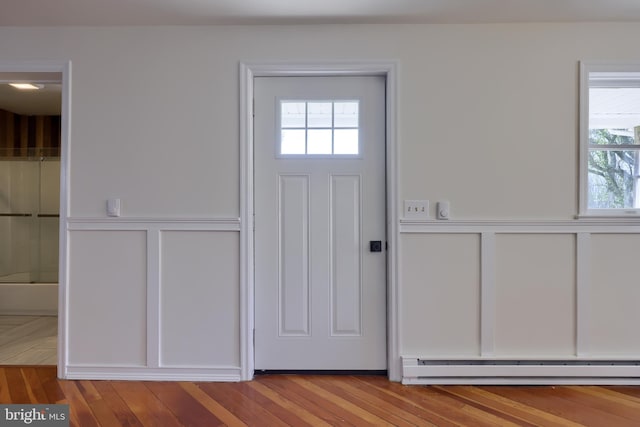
[65,218,241,381]
[67,230,148,367]
[159,230,240,367]
[494,234,576,357]
[589,233,640,356]
[400,233,481,357]
[400,220,640,384]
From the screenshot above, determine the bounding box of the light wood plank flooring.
[2,367,640,426]
[0,315,57,365]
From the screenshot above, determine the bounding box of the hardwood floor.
[2,367,640,426]
[0,316,57,365]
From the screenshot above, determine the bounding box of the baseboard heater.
[402,357,640,385]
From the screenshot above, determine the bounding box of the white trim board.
[240,61,400,381]
[67,217,240,231]
[400,219,640,233]
[65,366,242,382]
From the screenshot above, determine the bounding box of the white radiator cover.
[402,357,640,385]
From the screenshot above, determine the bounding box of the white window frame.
[579,61,640,217]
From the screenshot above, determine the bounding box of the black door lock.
[369,240,382,252]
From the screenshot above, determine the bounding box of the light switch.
[107,198,121,217]
[404,200,429,219]
[436,201,450,220]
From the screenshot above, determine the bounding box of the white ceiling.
[0,74,62,116]
[0,84,61,116]
[1,0,640,26]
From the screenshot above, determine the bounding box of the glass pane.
[589,128,638,145]
[0,160,39,283]
[281,102,306,128]
[334,129,359,155]
[281,129,306,154]
[589,88,640,136]
[38,160,60,282]
[307,129,332,154]
[334,102,359,128]
[307,102,332,128]
[588,149,640,208]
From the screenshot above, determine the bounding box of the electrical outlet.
[404,200,429,219]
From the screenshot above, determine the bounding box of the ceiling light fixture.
[9,83,44,90]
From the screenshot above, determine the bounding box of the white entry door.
[254,75,387,370]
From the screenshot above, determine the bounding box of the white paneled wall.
[400,221,640,384]
[66,220,241,381]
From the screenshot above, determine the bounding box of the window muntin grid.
[279,100,359,156]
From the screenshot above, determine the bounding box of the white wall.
[1,23,639,381]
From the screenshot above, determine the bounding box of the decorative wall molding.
[67,217,241,231]
[400,218,640,233]
[480,233,495,357]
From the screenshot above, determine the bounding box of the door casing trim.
[239,61,400,381]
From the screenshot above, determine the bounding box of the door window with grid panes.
[279,100,359,156]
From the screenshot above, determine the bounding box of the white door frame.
[239,61,400,381]
[0,60,71,378]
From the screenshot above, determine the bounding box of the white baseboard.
[64,365,242,382]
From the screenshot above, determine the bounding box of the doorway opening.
[0,66,68,368]
[240,62,400,381]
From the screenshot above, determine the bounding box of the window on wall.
[580,62,640,216]
[279,100,360,156]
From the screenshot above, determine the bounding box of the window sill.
[576,213,640,221]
